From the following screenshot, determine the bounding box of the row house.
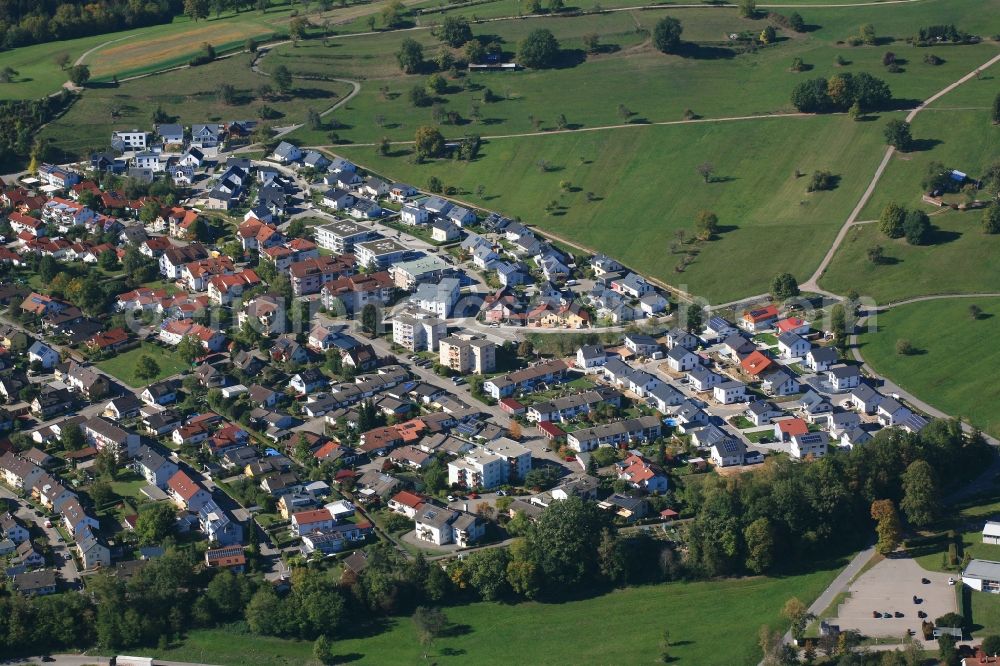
[159,319,227,352]
[320,270,393,314]
[207,269,261,306]
[183,256,235,291]
[566,415,664,453]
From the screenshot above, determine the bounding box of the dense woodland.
[0,419,986,658]
[0,1,181,49]
[0,93,74,169]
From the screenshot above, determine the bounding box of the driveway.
[832,554,955,638]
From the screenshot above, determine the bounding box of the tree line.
[685,419,988,577]
[0,0,179,50]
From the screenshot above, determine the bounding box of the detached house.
[167,470,212,511]
[83,417,140,461]
[135,445,179,489]
[666,346,700,373]
[777,332,810,359]
[741,305,779,332]
[27,341,60,369]
[806,347,839,373]
[827,365,861,392]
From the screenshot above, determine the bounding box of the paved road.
[16,655,220,666]
[0,485,80,584]
[777,546,875,650]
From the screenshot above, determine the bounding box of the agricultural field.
[96,342,189,388]
[0,0,415,100]
[337,113,888,303]
[856,297,1000,438]
[40,53,349,161]
[156,562,844,666]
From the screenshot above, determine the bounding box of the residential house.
[827,365,861,392]
[806,347,839,373]
[666,346,700,373]
[741,305,779,332]
[790,432,829,460]
[135,445,179,489]
[167,470,212,511]
[777,332,810,359]
[83,417,140,461]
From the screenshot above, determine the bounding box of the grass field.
[856,297,1000,438]
[818,214,1000,304]
[277,0,1000,146]
[96,342,189,388]
[155,563,844,665]
[40,53,349,159]
[337,113,888,303]
[819,80,1000,302]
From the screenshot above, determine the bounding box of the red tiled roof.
[390,491,425,509]
[744,305,779,323]
[292,508,332,525]
[167,470,204,501]
[777,418,809,436]
[740,351,772,376]
[87,327,128,349]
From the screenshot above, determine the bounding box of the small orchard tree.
[903,209,931,245]
[68,64,91,86]
[878,201,906,238]
[438,15,473,47]
[983,202,1000,234]
[694,210,718,240]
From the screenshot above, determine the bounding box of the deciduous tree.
[871,499,903,554]
[653,16,683,54]
[518,29,560,69]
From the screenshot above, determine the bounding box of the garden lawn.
[96,342,188,388]
[39,53,349,160]
[157,562,844,665]
[337,113,888,303]
[856,297,1000,438]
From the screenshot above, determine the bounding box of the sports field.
[857,297,1000,438]
[338,113,888,303]
[154,562,844,665]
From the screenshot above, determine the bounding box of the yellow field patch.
[88,22,274,77]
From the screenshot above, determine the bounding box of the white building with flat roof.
[315,220,378,254]
[356,237,411,270]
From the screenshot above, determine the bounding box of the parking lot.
[833,554,956,638]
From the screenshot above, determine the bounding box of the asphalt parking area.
[833,555,956,637]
